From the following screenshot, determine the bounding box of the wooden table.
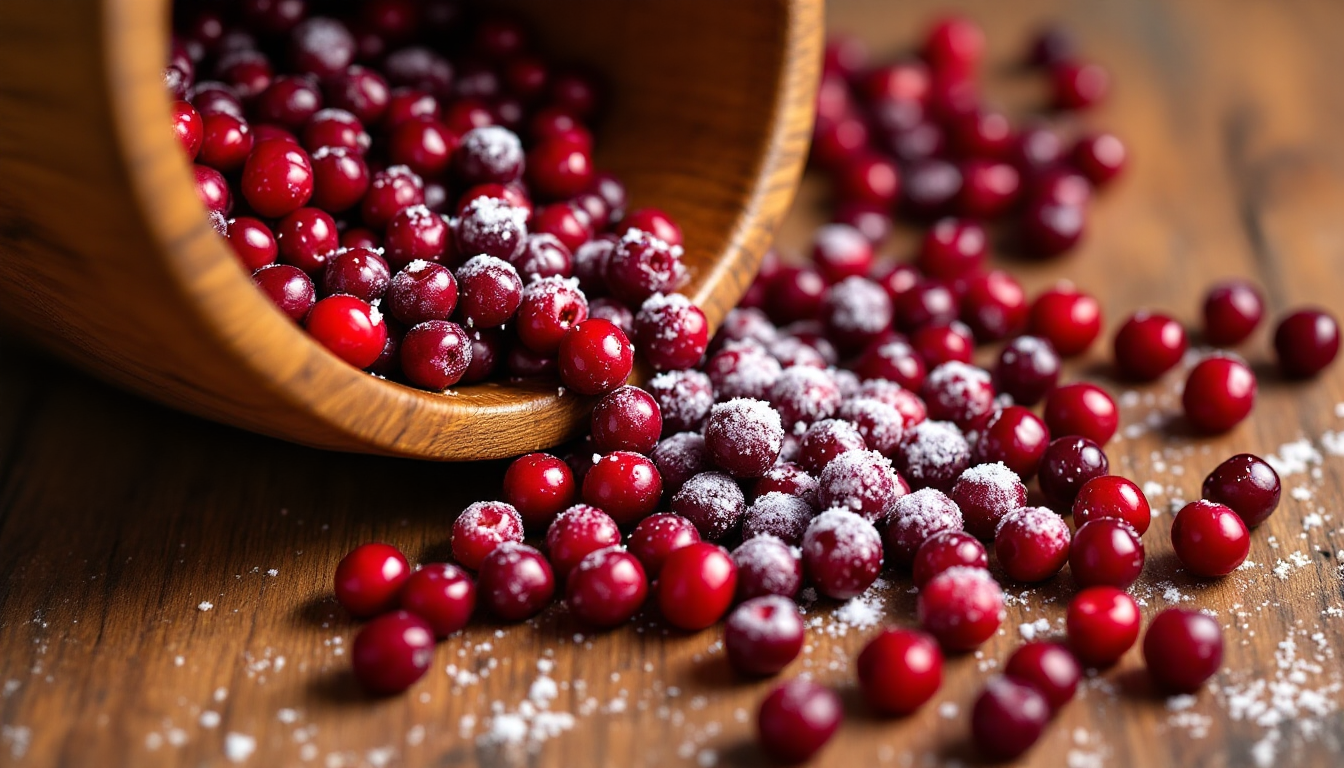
[4,0,1344,765]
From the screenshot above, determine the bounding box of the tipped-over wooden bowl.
[0,0,821,460]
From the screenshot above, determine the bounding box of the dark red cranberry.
[582,451,662,526]
[1071,518,1145,589]
[190,81,244,118]
[797,419,866,475]
[304,294,386,368]
[951,106,1013,158]
[216,50,273,101]
[253,75,323,131]
[456,196,528,262]
[910,322,974,368]
[833,154,900,207]
[672,472,746,540]
[341,227,381,251]
[1073,475,1152,534]
[1201,279,1263,346]
[1021,199,1085,257]
[605,229,686,305]
[590,173,628,224]
[950,462,1028,541]
[590,385,662,455]
[442,98,492,134]
[387,117,457,179]
[647,370,713,434]
[1114,311,1189,381]
[970,404,1055,479]
[822,277,894,353]
[732,534,803,600]
[566,547,647,628]
[1053,60,1110,110]
[993,336,1060,406]
[1183,356,1256,433]
[923,15,984,74]
[400,320,471,389]
[460,327,503,383]
[172,100,203,160]
[532,204,594,254]
[526,137,594,200]
[351,610,435,694]
[198,112,254,171]
[883,487,962,569]
[971,676,1050,761]
[275,207,338,274]
[558,318,633,396]
[1274,308,1340,378]
[1010,123,1064,172]
[912,530,986,588]
[326,65,390,125]
[253,264,315,321]
[451,256,521,328]
[743,493,814,546]
[1143,609,1225,693]
[333,542,410,618]
[516,277,589,354]
[705,399,785,478]
[995,506,1071,583]
[811,223,875,284]
[917,566,1004,651]
[1028,283,1102,357]
[769,366,842,433]
[857,628,942,716]
[811,114,869,170]
[322,247,389,301]
[388,260,457,325]
[399,563,475,637]
[960,270,1027,342]
[651,432,711,495]
[361,165,425,229]
[503,453,576,530]
[835,398,904,456]
[544,504,621,579]
[1066,586,1139,667]
[724,595,804,676]
[765,266,827,325]
[510,233,572,280]
[922,362,996,431]
[383,88,440,128]
[802,509,883,599]
[657,542,736,630]
[310,146,369,212]
[193,164,231,213]
[894,280,959,333]
[854,338,927,391]
[1201,453,1280,528]
[833,201,893,245]
[628,513,700,578]
[756,679,842,763]
[1071,131,1126,186]
[957,159,1020,218]
[634,294,710,372]
[477,543,556,621]
[1171,500,1250,577]
[1043,382,1118,446]
[290,17,355,80]
[617,208,682,248]
[896,420,971,491]
[228,216,278,270]
[303,108,369,155]
[1038,437,1109,510]
[1004,642,1080,712]
[453,126,524,185]
[241,139,312,217]
[901,157,963,218]
[451,501,524,571]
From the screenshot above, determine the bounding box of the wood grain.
[3,0,1344,766]
[0,0,820,461]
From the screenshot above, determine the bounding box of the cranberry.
[923,15,984,74]
[854,338,927,391]
[1182,356,1256,433]
[894,280,958,333]
[526,137,594,200]
[834,201,893,245]
[1042,382,1117,446]
[326,65,390,125]
[1070,132,1127,187]
[1032,166,1093,206]
[1004,642,1080,712]
[765,267,827,325]
[587,386,660,456]
[304,294,387,368]
[648,370,713,433]
[1021,199,1085,257]
[1073,475,1152,534]
[620,208,683,247]
[917,566,1004,651]
[627,513,700,578]
[802,509,883,600]
[558,318,633,396]
[228,216,278,270]
[1010,123,1065,172]
[901,157,963,217]
[818,449,901,522]
[970,676,1050,761]
[856,628,943,717]
[565,547,648,628]
[743,493,815,546]
[190,81,244,118]
[960,270,1028,342]
[361,165,425,229]
[822,277,893,353]
[276,207,338,274]
[241,139,313,217]
[1201,279,1263,346]
[995,506,1071,583]
[320,247,387,303]
[388,260,457,325]
[657,542,737,630]
[917,218,985,280]
[193,164,232,213]
[1066,586,1139,667]
[836,397,905,456]
[634,294,710,372]
[1114,311,1187,381]
[767,366,839,434]
[651,432,710,495]
[812,114,870,170]
[384,88,439,128]
[1053,60,1110,110]
[957,159,1021,218]
[671,471,746,540]
[974,406,1050,479]
[912,530,986,588]
[590,298,634,336]
[462,328,503,383]
[253,75,324,130]
[605,229,686,305]
[993,336,1060,406]
[1143,609,1225,693]
[756,679,842,763]
[456,196,528,262]
[501,453,576,531]
[516,276,589,354]
[1274,308,1340,378]
[453,126,524,185]
[385,117,454,179]
[896,420,971,491]
[1038,436,1109,510]
[253,264,315,321]
[216,50,273,101]
[399,563,475,637]
[1171,500,1250,577]
[1028,283,1102,356]
[922,362,995,431]
[303,108,370,156]
[1070,518,1145,589]
[351,611,435,694]
[950,462,1028,541]
[811,224,874,282]
[732,535,803,601]
[341,227,381,251]
[333,542,411,618]
[883,488,963,569]
[476,543,556,621]
[704,398,784,478]
[290,17,355,79]
[451,501,524,571]
[911,322,975,367]
[582,451,662,526]
[724,595,805,676]
[172,100,203,159]
[1201,453,1281,528]
[400,320,472,389]
[199,112,254,171]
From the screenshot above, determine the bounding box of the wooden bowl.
[0,0,820,460]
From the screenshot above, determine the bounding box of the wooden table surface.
[5,0,1344,766]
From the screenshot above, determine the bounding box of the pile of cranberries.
[168,1,702,396]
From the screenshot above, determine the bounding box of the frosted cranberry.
[811,224,874,282]
[605,229,686,305]
[326,65,389,124]
[971,676,1050,761]
[197,112,254,172]
[1073,476,1152,534]
[833,155,900,208]
[724,595,804,676]
[1274,308,1340,378]
[713,307,778,351]
[802,509,883,600]
[305,295,386,367]
[289,16,354,78]
[921,362,996,431]
[451,126,523,185]
[582,451,662,526]
[765,367,838,433]
[1198,279,1262,346]
[853,341,922,393]
[361,165,425,228]
[227,216,277,270]
[950,463,1028,541]
[1144,609,1224,693]
[566,547,648,628]
[671,471,746,540]
[634,294,710,372]
[651,432,710,495]
[1070,517,1144,589]
[628,513,700,578]
[516,277,588,354]
[1202,453,1280,528]
[351,611,434,694]
[911,322,974,368]
[1183,356,1256,433]
[704,398,784,478]
[855,627,942,717]
[1053,60,1109,110]
[961,270,1028,342]
[657,542,736,630]
[500,453,575,531]
[1043,382,1117,447]
[539,504,620,581]
[477,543,556,621]
[1171,499,1250,577]
[333,542,410,618]
[995,506,1071,583]
[172,100,203,160]
[743,493,814,546]
[253,264,315,321]
[957,159,1020,218]
[387,261,457,324]
[457,197,528,263]
[769,336,828,370]
[834,398,904,456]
[509,233,572,280]
[1038,437,1109,510]
[1028,283,1102,356]
[240,139,312,217]
[923,14,984,74]
[705,340,783,403]
[992,336,1059,406]
[322,247,389,301]
[818,449,901,521]
[617,208,681,248]
[451,501,523,571]
[309,146,369,211]
[558,318,633,396]
[446,258,519,329]
[883,488,963,569]
[1005,642,1080,712]
[821,277,893,353]
[1114,311,1187,381]
[400,320,471,389]
[896,420,971,491]
[275,207,338,273]
[399,563,475,637]
[642,371,709,434]
[765,266,826,325]
[917,566,1004,651]
[732,534,803,601]
[894,283,957,336]
[193,164,231,213]
[1071,132,1126,186]
[1066,586,1139,667]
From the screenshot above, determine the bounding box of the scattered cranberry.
[1037,436,1109,510]
[351,611,435,695]
[476,543,556,622]
[1143,608,1225,693]
[1044,382,1118,446]
[1071,132,1126,186]
[854,338,927,391]
[960,270,1027,341]
[1201,453,1281,528]
[1066,586,1139,667]
[971,676,1050,761]
[732,535,803,601]
[1170,500,1250,577]
[974,405,1051,479]
[1070,518,1145,589]
[1113,311,1187,381]
[672,472,747,541]
[304,295,387,368]
[818,449,902,521]
[883,488,964,569]
[451,501,524,571]
[857,628,943,716]
[399,563,475,638]
[1052,60,1109,110]
[1073,475,1151,534]
[387,261,457,325]
[565,547,648,628]
[756,679,843,764]
[917,566,1004,652]
[950,463,1027,541]
[812,223,875,282]
[627,513,700,578]
[1273,308,1340,378]
[995,506,1072,583]
[897,420,972,491]
[581,451,662,527]
[657,542,737,630]
[1201,279,1263,345]
[605,229,686,306]
[917,218,985,279]
[802,509,883,600]
[1182,356,1256,433]
[1028,283,1102,356]
[724,595,805,676]
[1004,642,1080,712]
[333,542,411,618]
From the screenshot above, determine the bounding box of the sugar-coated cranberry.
[672,471,746,540]
[724,595,805,676]
[1066,586,1139,667]
[589,386,662,455]
[322,247,389,302]
[897,420,971,491]
[1038,436,1109,510]
[894,280,958,333]
[241,139,313,217]
[802,509,883,600]
[648,370,714,434]
[857,628,943,716]
[384,205,448,268]
[993,336,1060,406]
[1070,518,1145,589]
[476,543,556,621]
[620,208,683,248]
[517,276,589,354]
[922,362,996,431]
[883,488,963,569]
[743,493,815,546]
[950,462,1027,541]
[361,165,425,229]
[911,322,975,368]
[399,563,475,638]
[304,294,387,368]
[1073,475,1152,534]
[995,506,1071,583]
[450,256,521,328]
[732,535,803,601]
[453,126,524,185]
[456,196,528,262]
[511,232,573,280]
[1053,60,1110,110]
[971,676,1050,761]
[854,338,927,391]
[917,566,1004,652]
[400,320,471,389]
[1171,500,1250,577]
[1274,308,1340,378]
[1043,382,1118,447]
[811,223,874,283]
[836,397,906,456]
[451,501,524,571]
[1071,132,1126,186]
[1004,642,1080,712]
[960,270,1027,342]
[765,266,827,325]
[558,318,633,396]
[351,611,435,694]
[193,164,232,213]
[918,218,985,280]
[228,216,278,270]
[1028,283,1102,357]
[388,260,457,325]
[1143,609,1224,693]
[582,451,662,527]
[539,504,621,582]
[1201,279,1263,346]
[1201,453,1280,528]
[253,263,315,321]
[713,307,779,351]
[635,294,710,372]
[290,16,355,79]
[1114,311,1187,381]
[657,542,737,630]
[605,228,686,305]
[651,432,710,495]
[797,419,865,474]
[333,542,411,618]
[974,406,1051,479]
[822,277,893,353]
[757,679,842,764]
[566,547,648,628]
[627,513,700,578]
[913,530,987,588]
[704,398,784,478]
[818,449,902,522]
[1182,356,1256,433]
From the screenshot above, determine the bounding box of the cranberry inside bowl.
[0,0,820,460]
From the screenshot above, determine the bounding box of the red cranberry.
[651,432,710,496]
[896,420,971,491]
[950,462,1027,541]
[400,320,471,389]
[713,307,778,351]
[241,139,313,217]
[957,159,1020,218]
[590,298,634,337]
[836,397,905,456]
[1038,437,1109,510]
[589,386,662,455]
[1171,500,1250,577]
[1066,586,1139,667]
[1201,453,1280,528]
[399,563,475,638]
[172,100,203,159]
[802,509,883,600]
[534,204,595,254]
[333,542,410,618]
[1053,60,1110,110]
[453,126,524,185]
[993,336,1060,406]
[917,566,1004,651]
[657,542,736,630]
[960,270,1027,342]
[894,280,958,333]
[854,338,927,391]
[385,117,455,179]
[361,165,425,229]
[833,201,893,245]
[216,50,273,101]
[923,362,996,431]
[911,322,974,368]
[1070,518,1145,589]
[732,535,803,601]
[605,229,686,306]
[724,595,805,676]
[253,264,315,321]
[950,105,1012,158]
[1032,166,1092,206]
[756,679,842,763]
[765,266,827,325]
[341,227,381,251]
[923,15,984,74]
[1021,199,1085,257]
[304,294,386,368]
[1143,609,1225,693]
[912,530,986,588]
[1028,283,1101,356]
[1010,123,1065,172]
[672,471,746,540]
[326,65,390,125]
[1201,279,1263,346]
[199,112,254,171]
[382,88,440,129]
[351,610,435,694]
[1114,311,1187,381]
[275,207,338,274]
[558,318,633,396]
[511,232,573,280]
[388,260,457,325]
[193,164,231,213]
[253,75,324,131]
[386,204,450,268]
[290,17,355,79]
[447,259,520,330]
[228,216,278,270]
[582,451,662,527]
[635,294,710,372]
[1071,131,1127,187]
[811,223,874,282]
[619,208,683,247]
[1183,356,1256,433]
[769,366,841,433]
[883,488,963,569]
[812,114,870,170]
[857,628,943,716]
[1274,308,1340,378]
[743,494,814,546]
[901,157,962,217]
[995,506,1071,583]
[1073,476,1152,534]
[648,370,713,433]
[525,137,594,200]
[451,501,523,571]
[1043,382,1118,447]
[818,449,901,522]
[1004,642,1080,712]
[970,676,1050,761]
[627,513,700,578]
[477,543,556,621]
[303,108,370,155]
[321,247,389,302]
[1026,25,1076,67]
[544,504,621,580]
[516,276,589,354]
[704,398,784,478]
[918,218,984,280]
[566,547,647,628]
[502,453,576,531]
[310,145,370,211]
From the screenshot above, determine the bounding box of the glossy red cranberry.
[1183,356,1256,433]
[306,146,367,211]
[802,509,883,599]
[524,137,593,200]
[1004,642,1080,712]
[917,566,1004,652]
[387,261,457,325]
[1028,283,1102,357]
[253,264,315,321]
[516,276,589,354]
[857,628,943,716]
[833,154,900,207]
[1143,609,1225,693]
[476,543,556,621]
[910,322,974,368]
[351,610,435,694]
[587,386,660,456]
[453,126,524,185]
[634,294,710,371]
[923,15,984,74]
[216,50,273,101]
[1200,279,1263,346]
[657,542,736,630]
[558,318,633,396]
[1070,518,1145,589]
[1114,311,1187,381]
[1274,308,1340,378]
[1073,475,1152,534]
[361,165,425,229]
[704,399,784,479]
[883,488,963,568]
[192,164,231,213]
[1068,133,1125,188]
[812,114,870,170]
[303,108,370,155]
[1171,500,1249,577]
[1021,199,1085,257]
[612,208,678,248]
[948,463,1026,542]
[341,227,381,251]
[1038,436,1109,510]
[1044,382,1118,446]
[228,216,278,270]
[995,506,1071,583]
[275,207,338,274]
[399,563,475,637]
[383,88,439,128]
[854,338,927,391]
[582,451,662,527]
[1201,453,1280,528]
[565,547,647,628]
[757,679,842,763]
[539,505,619,582]
[672,471,747,540]
[333,542,411,618]
[1053,60,1110,110]
[198,112,254,171]
[732,534,803,601]
[289,16,355,79]
[451,501,524,571]
[960,270,1027,342]
[896,420,971,491]
[400,320,471,389]
[453,255,523,329]
[326,65,390,125]
[971,676,1050,761]
[501,453,576,531]
[765,266,827,325]
[974,406,1050,479]
[993,336,1060,406]
[627,513,700,578]
[304,294,386,368]
[724,595,805,676]
[1031,165,1093,206]
[241,139,313,217]
[253,75,323,131]
[894,280,958,333]
[1066,586,1139,667]
[322,247,389,302]
[534,204,596,254]
[912,530,987,588]
[172,100,203,160]
[605,229,686,306]
[957,159,1020,218]
[385,117,454,179]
